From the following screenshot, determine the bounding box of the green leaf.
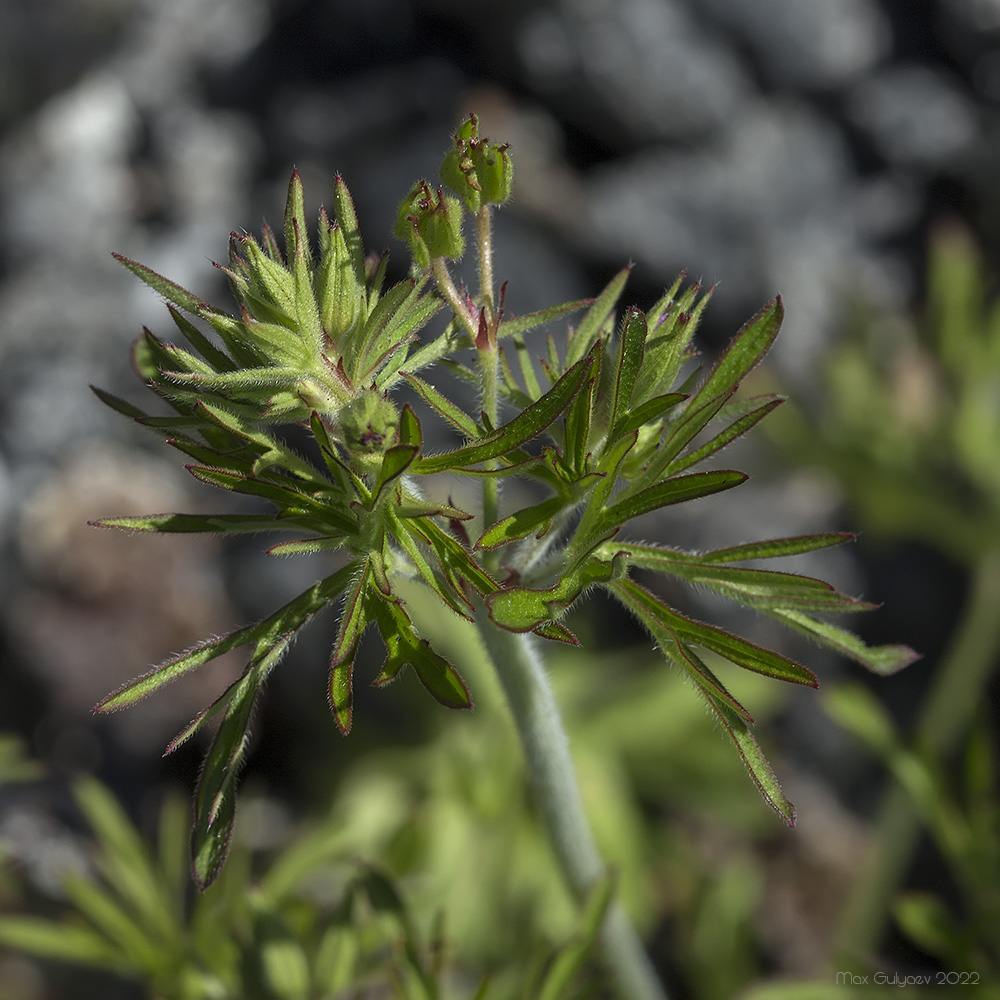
[0,918,122,969]
[266,535,348,556]
[89,512,302,534]
[392,514,474,619]
[401,371,479,438]
[698,678,796,826]
[167,305,236,372]
[692,297,783,407]
[407,517,499,598]
[609,306,647,433]
[486,553,625,632]
[191,641,285,889]
[496,298,591,343]
[610,543,873,613]
[665,395,785,475]
[661,600,819,687]
[113,253,209,315]
[610,578,795,824]
[699,532,856,563]
[95,566,355,713]
[74,776,176,943]
[61,872,163,969]
[609,392,687,441]
[476,495,566,550]
[414,348,596,473]
[162,366,304,392]
[563,349,600,475]
[565,266,630,368]
[591,469,748,536]
[368,597,472,710]
[373,444,419,502]
[609,579,754,722]
[768,609,920,676]
[537,871,615,1000]
[283,169,307,265]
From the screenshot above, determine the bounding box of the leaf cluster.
[92,116,915,888]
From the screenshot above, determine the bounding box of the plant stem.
[476,611,669,1000]
[475,205,495,325]
[835,549,1000,961]
[431,258,478,339]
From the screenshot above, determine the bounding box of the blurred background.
[1,1,999,997]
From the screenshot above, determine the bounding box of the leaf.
[699,532,856,563]
[537,872,615,1000]
[60,872,162,969]
[328,645,356,736]
[610,578,795,824]
[191,638,288,888]
[486,553,625,632]
[476,495,566,550]
[565,266,630,368]
[368,597,472,710]
[372,444,419,503]
[401,371,479,438]
[610,579,754,722]
[608,392,687,441]
[610,543,873,613]
[768,609,920,676]
[609,307,647,432]
[0,918,122,968]
[663,599,819,687]
[496,298,591,342]
[95,566,355,713]
[698,678,796,826]
[695,296,783,404]
[665,395,785,475]
[113,253,210,315]
[167,306,235,372]
[414,349,596,473]
[90,512,305,534]
[563,349,600,475]
[591,469,748,536]
[73,776,176,942]
[283,169,307,265]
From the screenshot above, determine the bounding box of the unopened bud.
[440,114,513,213]
[394,182,465,268]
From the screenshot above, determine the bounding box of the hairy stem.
[835,549,1000,961]
[476,612,669,1000]
[431,258,478,339]
[475,205,495,325]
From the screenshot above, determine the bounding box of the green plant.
[89,114,913,998]
[0,771,616,999]
[772,224,1000,982]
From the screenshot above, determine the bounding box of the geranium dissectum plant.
[92,114,915,1000]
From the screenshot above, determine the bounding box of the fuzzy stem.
[476,612,669,1000]
[835,549,1000,961]
[431,258,478,339]
[475,205,500,565]
[476,205,496,325]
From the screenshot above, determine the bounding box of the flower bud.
[394,182,465,269]
[338,389,399,455]
[440,114,513,213]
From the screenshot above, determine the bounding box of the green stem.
[475,205,495,325]
[431,258,478,339]
[476,612,669,1000]
[835,548,1000,962]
